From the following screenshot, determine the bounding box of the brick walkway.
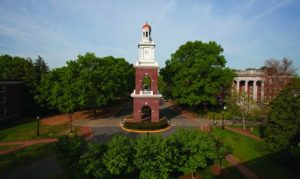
[0,125,92,155]
[0,138,58,155]
[225,154,259,179]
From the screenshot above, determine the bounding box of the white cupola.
[141,22,152,42]
[136,22,158,67]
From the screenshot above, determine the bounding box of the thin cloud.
[154,0,176,28]
[253,0,290,21]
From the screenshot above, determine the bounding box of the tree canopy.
[36,53,134,116]
[167,128,219,174]
[54,129,230,178]
[134,135,172,179]
[0,54,49,111]
[262,58,297,76]
[264,78,300,153]
[160,41,234,107]
[103,135,134,176]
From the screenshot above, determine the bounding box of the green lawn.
[0,120,72,142]
[211,127,262,161]
[0,143,53,174]
[229,125,262,137]
[0,118,81,176]
[211,127,300,179]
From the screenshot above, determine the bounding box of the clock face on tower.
[144,48,150,59]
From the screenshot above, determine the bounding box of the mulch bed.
[166,102,198,119]
[179,173,201,179]
[41,109,116,126]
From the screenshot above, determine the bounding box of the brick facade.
[133,97,160,122]
[134,67,159,94]
[0,81,24,121]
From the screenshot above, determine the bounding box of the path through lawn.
[211,127,300,179]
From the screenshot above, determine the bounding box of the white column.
[236,80,240,93]
[253,80,257,101]
[245,80,248,94]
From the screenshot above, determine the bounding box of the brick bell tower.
[131,22,162,122]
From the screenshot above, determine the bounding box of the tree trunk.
[191,172,195,179]
[242,113,246,130]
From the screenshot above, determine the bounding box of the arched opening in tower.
[142,75,151,91]
[141,105,151,121]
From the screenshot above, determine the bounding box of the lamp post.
[37,116,40,136]
[69,113,73,134]
[222,106,226,129]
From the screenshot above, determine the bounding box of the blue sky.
[0,0,299,72]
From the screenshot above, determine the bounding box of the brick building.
[233,68,292,103]
[0,81,24,120]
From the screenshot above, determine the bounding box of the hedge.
[124,119,169,131]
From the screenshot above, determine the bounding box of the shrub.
[53,135,87,178]
[124,119,169,131]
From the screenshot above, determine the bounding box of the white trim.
[131,93,162,98]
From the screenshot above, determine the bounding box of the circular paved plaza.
[72,102,211,143]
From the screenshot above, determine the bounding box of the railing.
[236,69,264,75]
[140,90,153,95]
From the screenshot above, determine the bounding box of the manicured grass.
[229,125,261,137]
[0,118,81,176]
[0,120,73,142]
[211,127,300,179]
[0,143,53,174]
[211,127,262,161]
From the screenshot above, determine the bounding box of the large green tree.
[103,135,134,176]
[36,53,134,118]
[0,54,50,112]
[0,54,35,84]
[79,142,108,178]
[33,55,49,86]
[167,128,219,176]
[160,41,234,107]
[0,54,37,110]
[54,129,231,178]
[134,135,172,179]
[75,53,134,117]
[264,78,300,153]
[54,135,87,178]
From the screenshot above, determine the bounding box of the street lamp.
[69,113,73,134]
[222,106,226,129]
[36,116,40,136]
